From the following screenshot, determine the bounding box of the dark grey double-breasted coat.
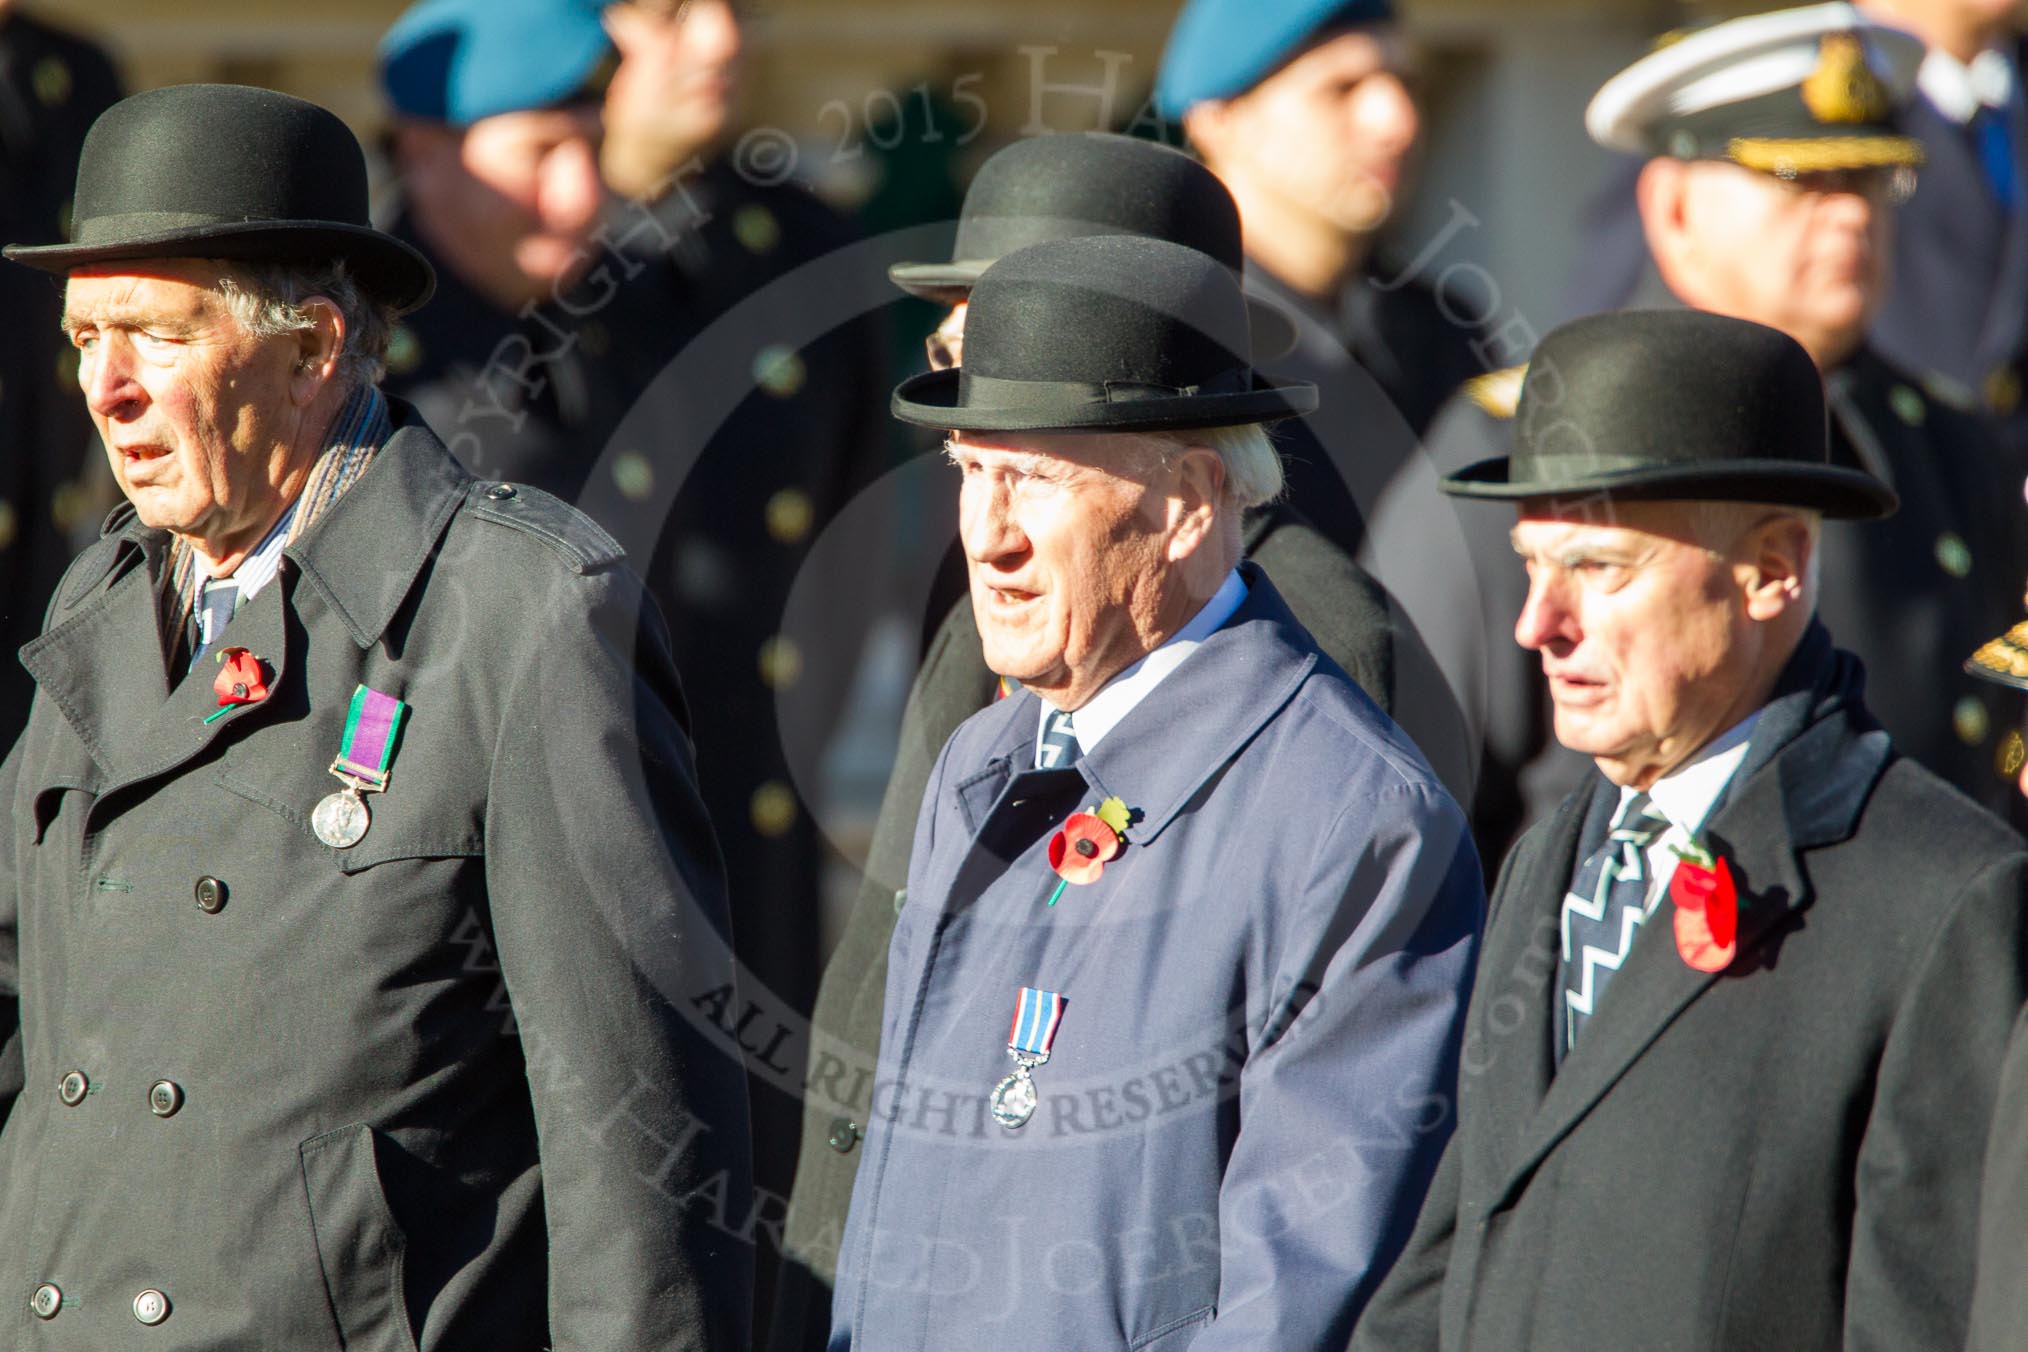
[1351,626,2028,1351]
[0,407,752,1349]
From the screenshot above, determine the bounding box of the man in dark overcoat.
[1350,309,2028,1352]
[0,83,750,1348]
[771,130,1483,1350]
[1416,3,2028,863]
[828,233,1485,1349]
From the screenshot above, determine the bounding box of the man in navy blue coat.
[828,234,1484,1349]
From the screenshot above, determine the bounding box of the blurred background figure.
[1157,0,1482,807]
[376,0,643,490]
[0,1,120,745]
[1860,0,2028,451]
[376,4,889,1339]
[1161,0,1479,442]
[1433,2,2028,868]
[1569,0,2028,456]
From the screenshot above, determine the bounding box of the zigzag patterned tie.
[1036,709,1081,769]
[1556,792,1674,1063]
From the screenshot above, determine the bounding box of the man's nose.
[684,0,744,65]
[959,480,1025,564]
[539,137,606,235]
[1514,571,1576,652]
[82,339,143,420]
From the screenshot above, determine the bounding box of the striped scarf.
[162,384,393,646]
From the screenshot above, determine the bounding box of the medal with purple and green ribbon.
[311,685,408,849]
[990,986,1066,1130]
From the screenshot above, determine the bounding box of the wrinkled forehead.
[949,428,1162,476]
[61,259,233,327]
[1510,495,1704,549]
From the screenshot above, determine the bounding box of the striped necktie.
[1556,792,1674,1062]
[189,578,241,670]
[1036,709,1081,768]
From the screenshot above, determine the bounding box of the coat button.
[132,1288,170,1325]
[58,1070,87,1106]
[827,1117,860,1153]
[30,1283,60,1319]
[485,483,517,501]
[148,1081,184,1118]
[194,876,227,913]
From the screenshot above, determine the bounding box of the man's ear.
[1181,101,1234,172]
[1737,514,1813,622]
[1166,446,1226,563]
[1635,157,1693,289]
[289,297,347,406]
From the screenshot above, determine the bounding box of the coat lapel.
[20,528,170,782]
[1489,699,1891,1210]
[1470,782,1600,1196]
[17,407,468,797]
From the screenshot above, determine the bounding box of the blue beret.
[1155,0,1395,119]
[380,0,613,127]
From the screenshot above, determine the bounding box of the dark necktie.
[1556,792,1673,1062]
[189,578,240,671]
[1036,709,1081,769]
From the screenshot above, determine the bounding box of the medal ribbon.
[1008,986,1067,1058]
[334,685,407,789]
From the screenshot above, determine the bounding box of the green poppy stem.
[1046,878,1069,908]
[202,705,235,725]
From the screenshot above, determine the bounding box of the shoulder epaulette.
[465,481,625,574]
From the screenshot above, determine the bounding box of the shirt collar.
[1622,710,1763,837]
[211,497,299,600]
[1918,44,2016,123]
[1034,568,1248,763]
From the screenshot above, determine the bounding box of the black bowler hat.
[4,84,435,314]
[888,131,1296,360]
[1441,309,1896,519]
[892,234,1316,434]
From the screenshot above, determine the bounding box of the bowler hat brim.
[1440,453,1898,520]
[893,365,1317,433]
[888,259,1302,364]
[5,220,437,315]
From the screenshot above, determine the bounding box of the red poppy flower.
[1048,812,1121,886]
[212,647,270,708]
[1671,854,1738,972]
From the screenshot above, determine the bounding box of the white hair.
[1685,499,1823,604]
[214,259,396,388]
[1154,422,1286,511]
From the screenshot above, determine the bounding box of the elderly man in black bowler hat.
[1427,3,2028,865]
[828,232,1484,1350]
[768,133,1482,1350]
[1351,308,2028,1352]
[0,83,751,1348]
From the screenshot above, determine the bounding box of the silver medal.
[990,1068,1038,1130]
[312,787,371,849]
[989,1055,1044,1130]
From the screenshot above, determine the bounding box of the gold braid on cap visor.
[1727,134,1926,173]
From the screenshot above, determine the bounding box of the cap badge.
[1802,33,1890,125]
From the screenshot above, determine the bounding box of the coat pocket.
[300,1124,420,1352]
[1130,1304,1215,1350]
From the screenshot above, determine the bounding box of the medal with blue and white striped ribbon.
[990,986,1066,1130]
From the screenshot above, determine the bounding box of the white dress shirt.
[1033,568,1248,764]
